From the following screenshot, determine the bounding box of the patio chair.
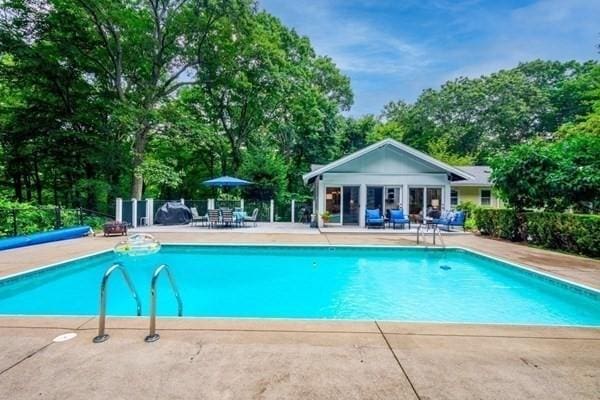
[207,209,220,228]
[244,208,259,227]
[190,207,207,227]
[221,208,234,227]
[366,208,385,229]
[389,209,410,230]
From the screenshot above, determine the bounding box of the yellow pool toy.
[114,234,161,256]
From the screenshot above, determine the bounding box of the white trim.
[302,139,474,183]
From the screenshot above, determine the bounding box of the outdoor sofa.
[433,210,466,231]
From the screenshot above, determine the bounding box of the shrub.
[456,201,478,231]
[526,212,600,258]
[0,199,105,237]
[473,208,524,241]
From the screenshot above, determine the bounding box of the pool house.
[303,139,476,228]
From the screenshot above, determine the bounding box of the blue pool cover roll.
[0,226,91,251]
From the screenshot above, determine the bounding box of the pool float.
[114,234,161,256]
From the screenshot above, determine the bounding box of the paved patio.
[0,231,599,399]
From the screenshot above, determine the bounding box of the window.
[450,189,458,207]
[480,189,491,206]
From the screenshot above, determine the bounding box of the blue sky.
[259,0,600,116]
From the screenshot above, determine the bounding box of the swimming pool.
[0,245,598,326]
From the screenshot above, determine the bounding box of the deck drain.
[53,333,77,342]
[440,265,451,270]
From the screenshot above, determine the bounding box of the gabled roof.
[302,139,474,184]
[452,166,492,186]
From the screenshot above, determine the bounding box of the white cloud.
[259,0,431,76]
[260,0,600,115]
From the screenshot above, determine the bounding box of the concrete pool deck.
[0,232,599,399]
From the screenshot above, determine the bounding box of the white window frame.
[450,189,459,208]
[479,188,492,207]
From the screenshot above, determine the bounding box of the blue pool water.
[0,245,598,326]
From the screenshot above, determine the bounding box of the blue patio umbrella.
[202,175,252,187]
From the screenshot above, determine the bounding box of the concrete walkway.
[0,318,598,400]
[0,232,599,399]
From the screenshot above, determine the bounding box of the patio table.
[233,211,247,225]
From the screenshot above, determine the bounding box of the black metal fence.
[215,199,242,210]
[242,200,271,222]
[0,206,114,238]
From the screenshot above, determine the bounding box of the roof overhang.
[302,139,474,184]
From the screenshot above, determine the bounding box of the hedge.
[526,212,600,258]
[472,208,524,242]
[473,208,600,258]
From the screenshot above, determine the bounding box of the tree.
[490,134,600,212]
[239,147,287,200]
[489,141,559,211]
[337,115,377,155]
[1,0,255,199]
[378,60,598,163]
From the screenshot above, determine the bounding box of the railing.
[93,263,142,343]
[0,205,113,238]
[416,224,444,246]
[115,197,311,226]
[145,264,183,343]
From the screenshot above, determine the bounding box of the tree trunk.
[130,123,150,199]
[33,159,43,204]
[13,171,23,201]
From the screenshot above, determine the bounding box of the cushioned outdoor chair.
[366,208,385,229]
[436,211,466,231]
[389,209,410,229]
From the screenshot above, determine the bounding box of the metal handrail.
[433,226,445,247]
[145,264,183,343]
[416,224,445,247]
[93,263,142,343]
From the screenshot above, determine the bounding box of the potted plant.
[320,211,331,226]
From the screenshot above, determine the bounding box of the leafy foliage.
[474,208,600,257]
[526,212,600,258]
[490,133,600,212]
[0,0,598,232]
[239,147,288,201]
[0,198,104,237]
[473,208,524,242]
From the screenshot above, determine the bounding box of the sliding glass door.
[410,187,443,219]
[366,186,384,212]
[409,187,424,217]
[342,186,360,225]
[426,188,442,211]
[325,187,341,223]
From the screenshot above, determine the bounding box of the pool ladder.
[416,224,445,247]
[93,263,183,343]
[144,264,183,342]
